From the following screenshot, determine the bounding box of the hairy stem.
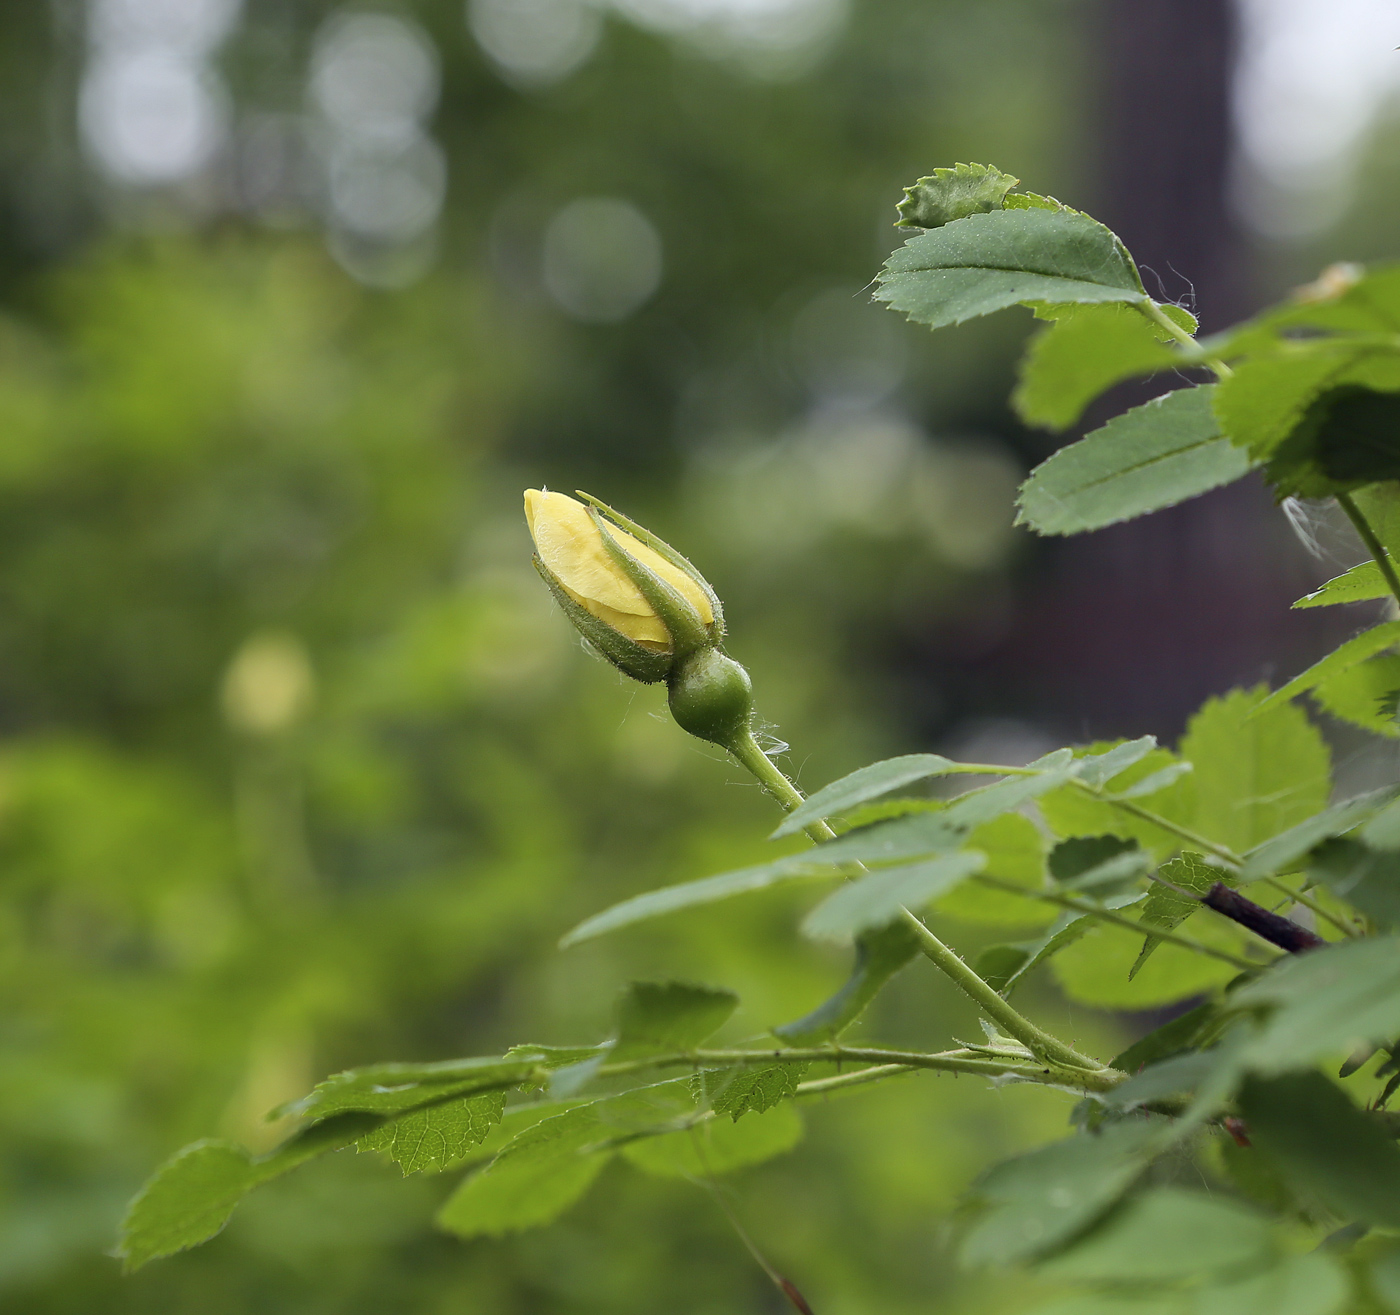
[600,1044,1122,1092]
[1136,298,1233,379]
[725,727,1102,1071]
[1337,490,1400,614]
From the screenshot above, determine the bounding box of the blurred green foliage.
[0,1,1144,1311]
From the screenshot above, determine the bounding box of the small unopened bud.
[525,489,723,683]
[221,633,314,735]
[667,648,753,748]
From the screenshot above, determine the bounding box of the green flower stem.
[1337,491,1400,614]
[726,727,839,844]
[891,912,1103,1070]
[1136,298,1233,379]
[597,1044,1122,1093]
[972,874,1259,971]
[725,727,1102,1072]
[1258,874,1357,939]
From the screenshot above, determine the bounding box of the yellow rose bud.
[524,489,714,653]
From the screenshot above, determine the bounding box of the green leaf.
[1013,303,1191,431]
[993,910,1097,994]
[694,1064,807,1121]
[974,943,1032,991]
[1049,835,1142,890]
[772,752,960,838]
[940,761,1075,829]
[559,861,838,946]
[1029,1253,1347,1315]
[1256,622,1400,714]
[621,1103,802,1178]
[1241,786,1400,881]
[895,162,1020,229]
[1213,343,1379,461]
[1364,795,1400,849]
[1040,745,1192,859]
[613,982,738,1059]
[1265,381,1400,498]
[772,921,921,1045]
[1073,736,1159,788]
[1036,1187,1273,1283]
[117,1112,379,1271]
[357,1091,506,1176]
[1309,653,1400,737]
[1354,482,1400,561]
[876,208,1146,332]
[1293,558,1394,608]
[1101,1050,1220,1111]
[436,1102,613,1239]
[567,795,1012,947]
[800,851,987,943]
[1239,1071,1400,1227]
[1181,686,1332,853]
[1110,1000,1216,1073]
[1015,386,1254,536]
[935,813,1055,927]
[1129,852,1222,978]
[959,1120,1160,1266]
[1193,1252,1348,1315]
[1310,838,1400,928]
[276,1056,537,1122]
[1230,935,1400,1073]
[436,1151,611,1239]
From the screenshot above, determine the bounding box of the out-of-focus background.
[1,1,1398,1311]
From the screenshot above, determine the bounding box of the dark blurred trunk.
[926,0,1356,746]
[1097,0,1243,330]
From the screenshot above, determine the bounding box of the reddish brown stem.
[1203,882,1325,953]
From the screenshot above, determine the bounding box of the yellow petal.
[524,490,713,629]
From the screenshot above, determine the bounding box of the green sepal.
[531,556,671,684]
[575,490,724,641]
[589,508,712,660]
[666,648,754,748]
[896,162,1020,230]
